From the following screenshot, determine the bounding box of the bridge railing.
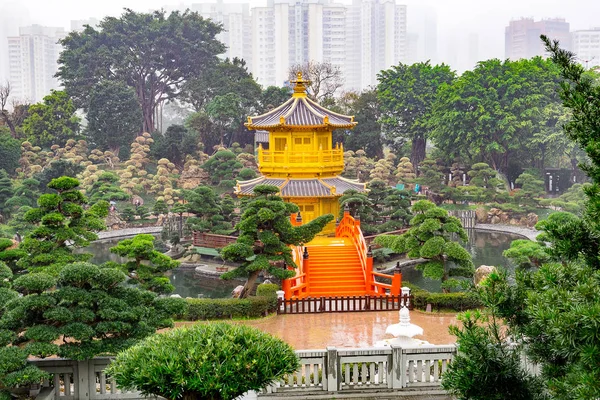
[335,209,401,296]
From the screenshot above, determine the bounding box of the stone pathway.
[475,223,539,241]
[96,226,162,240]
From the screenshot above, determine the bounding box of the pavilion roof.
[245,72,357,131]
[235,176,366,197]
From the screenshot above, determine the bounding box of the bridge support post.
[391,262,402,296]
[282,278,292,300]
[366,246,374,294]
[303,247,310,297]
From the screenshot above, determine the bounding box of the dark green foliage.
[183,296,275,320]
[338,189,377,233]
[202,149,243,188]
[339,90,384,158]
[150,124,198,168]
[86,80,142,151]
[415,158,446,194]
[109,234,179,294]
[33,160,84,193]
[411,290,482,311]
[256,283,280,310]
[87,172,130,203]
[4,178,40,211]
[221,185,333,298]
[458,162,505,202]
[377,61,455,165]
[0,131,20,175]
[184,185,232,234]
[514,173,545,206]
[57,9,225,133]
[443,274,542,400]
[120,206,136,222]
[22,90,81,147]
[258,86,292,113]
[375,200,473,291]
[238,167,257,180]
[17,176,108,274]
[503,240,550,269]
[430,57,562,173]
[107,323,299,400]
[0,170,12,220]
[152,200,168,217]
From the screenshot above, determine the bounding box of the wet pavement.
[176,310,458,349]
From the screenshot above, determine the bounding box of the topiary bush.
[107,322,299,400]
[256,283,280,310]
[183,297,273,321]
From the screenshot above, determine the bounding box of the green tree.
[430,58,561,172]
[459,163,504,202]
[0,262,186,396]
[150,125,198,168]
[338,189,377,234]
[502,239,550,269]
[513,173,545,207]
[415,158,445,195]
[202,149,243,189]
[4,178,40,211]
[221,185,333,298]
[205,93,246,146]
[337,90,384,159]
[0,128,20,174]
[258,86,291,113]
[107,323,299,400]
[87,171,130,203]
[109,234,179,294]
[181,57,262,113]
[375,200,473,291]
[57,9,225,133]
[442,272,542,400]
[33,160,84,193]
[86,80,142,152]
[22,90,81,147]
[17,177,108,274]
[152,200,168,217]
[377,61,455,167]
[0,170,12,221]
[184,186,231,234]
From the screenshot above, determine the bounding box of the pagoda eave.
[245,122,357,130]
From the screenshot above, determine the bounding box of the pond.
[84,229,522,298]
[82,237,240,298]
[380,229,522,293]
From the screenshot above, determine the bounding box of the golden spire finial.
[291,71,310,96]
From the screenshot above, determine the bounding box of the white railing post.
[276,290,285,312]
[77,359,90,399]
[326,347,339,392]
[401,286,411,307]
[391,345,404,389]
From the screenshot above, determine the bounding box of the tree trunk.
[142,103,154,133]
[411,136,426,174]
[240,270,260,299]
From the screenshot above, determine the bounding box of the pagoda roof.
[235,176,366,198]
[245,72,357,130]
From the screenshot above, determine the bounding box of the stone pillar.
[391,345,404,389]
[401,286,411,308]
[276,290,285,312]
[326,347,339,392]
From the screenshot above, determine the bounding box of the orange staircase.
[306,238,366,297]
[283,211,402,300]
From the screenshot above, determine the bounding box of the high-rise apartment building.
[505,18,570,60]
[344,0,407,90]
[192,1,252,65]
[571,28,600,69]
[70,18,99,33]
[8,25,66,103]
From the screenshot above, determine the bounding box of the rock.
[105,211,127,231]
[131,195,144,206]
[499,212,510,223]
[488,207,502,216]
[194,265,208,273]
[474,265,497,286]
[519,217,529,226]
[490,216,501,224]
[509,218,519,225]
[475,207,488,223]
[526,212,538,228]
[156,214,166,226]
[232,285,244,298]
[170,294,182,298]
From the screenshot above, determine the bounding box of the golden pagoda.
[236,72,366,233]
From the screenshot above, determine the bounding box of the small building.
[236,72,366,233]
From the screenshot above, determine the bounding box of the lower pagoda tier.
[235,176,366,233]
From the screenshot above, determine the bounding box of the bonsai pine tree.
[107,323,299,400]
[109,234,179,294]
[221,185,333,298]
[4,178,40,211]
[375,200,473,291]
[459,162,505,202]
[17,176,109,274]
[380,188,413,232]
[0,262,186,393]
[513,172,545,207]
[152,199,168,217]
[0,238,26,272]
[184,185,231,234]
[87,171,130,203]
[0,169,12,220]
[202,149,243,188]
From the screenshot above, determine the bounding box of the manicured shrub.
[107,322,299,400]
[412,291,482,311]
[183,296,274,321]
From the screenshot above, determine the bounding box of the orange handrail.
[336,209,401,296]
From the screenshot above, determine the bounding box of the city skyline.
[1,0,600,92]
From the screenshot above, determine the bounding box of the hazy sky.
[1,0,599,74]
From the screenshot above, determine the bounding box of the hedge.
[412,291,482,311]
[256,283,279,310]
[183,296,275,321]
